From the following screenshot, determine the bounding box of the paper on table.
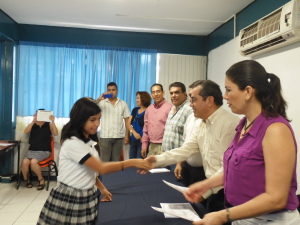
[37,110,53,122]
[163,180,188,193]
[151,206,201,222]
[149,168,170,173]
[160,203,199,218]
[0,143,14,147]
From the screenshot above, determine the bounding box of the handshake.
[131,156,157,174]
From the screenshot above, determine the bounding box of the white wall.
[158,54,207,102]
[207,38,300,194]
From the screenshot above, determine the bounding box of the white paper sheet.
[0,143,14,147]
[163,180,188,193]
[160,203,199,218]
[37,110,53,122]
[149,168,170,173]
[151,206,201,222]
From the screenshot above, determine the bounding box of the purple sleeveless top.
[224,113,298,210]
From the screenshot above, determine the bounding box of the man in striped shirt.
[97,82,130,162]
[162,82,193,171]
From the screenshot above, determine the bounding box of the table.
[0,140,20,185]
[97,168,204,225]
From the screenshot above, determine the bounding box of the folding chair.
[37,137,58,190]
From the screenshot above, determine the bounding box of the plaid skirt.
[37,182,99,225]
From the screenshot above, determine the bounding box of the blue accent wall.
[0,10,17,140]
[0,40,14,140]
[207,18,234,54]
[19,24,207,56]
[0,9,18,40]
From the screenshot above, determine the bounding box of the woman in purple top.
[184,60,300,224]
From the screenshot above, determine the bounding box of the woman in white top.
[38,97,151,225]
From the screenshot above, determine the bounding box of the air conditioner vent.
[241,36,286,55]
[258,9,282,38]
[239,0,300,56]
[240,23,258,46]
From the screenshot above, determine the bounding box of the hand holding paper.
[163,180,188,193]
[150,180,202,222]
[160,203,198,218]
[151,206,201,222]
[37,110,53,122]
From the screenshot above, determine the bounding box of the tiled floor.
[0,180,57,225]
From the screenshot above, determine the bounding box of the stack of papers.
[151,180,201,222]
[152,205,200,222]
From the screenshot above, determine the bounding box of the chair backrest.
[49,136,54,160]
[38,137,55,166]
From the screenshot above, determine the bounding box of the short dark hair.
[136,91,152,107]
[189,80,223,106]
[169,82,186,93]
[107,82,118,90]
[151,83,163,92]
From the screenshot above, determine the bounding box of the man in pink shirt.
[141,84,172,158]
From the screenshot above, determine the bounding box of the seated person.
[21,109,58,190]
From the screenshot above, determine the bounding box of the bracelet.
[226,208,233,222]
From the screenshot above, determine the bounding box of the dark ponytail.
[263,73,289,121]
[226,60,289,121]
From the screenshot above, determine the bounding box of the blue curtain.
[16,42,156,117]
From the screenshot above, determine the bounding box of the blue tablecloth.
[97,167,203,225]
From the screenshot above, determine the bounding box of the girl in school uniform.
[37,97,150,225]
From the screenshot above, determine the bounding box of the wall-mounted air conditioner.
[239,0,300,56]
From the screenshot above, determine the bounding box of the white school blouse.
[57,136,99,189]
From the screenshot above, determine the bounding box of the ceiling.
[0,0,254,36]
